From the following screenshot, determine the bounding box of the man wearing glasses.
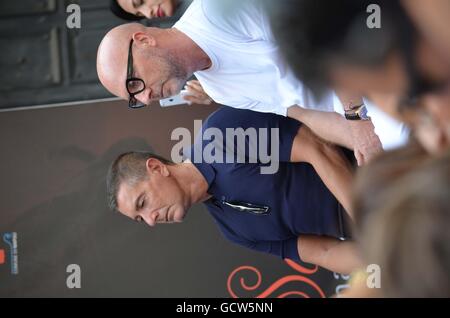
[97,0,409,165]
[107,106,362,275]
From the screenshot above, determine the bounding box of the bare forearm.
[320,240,363,275]
[298,235,364,275]
[287,106,354,149]
[291,127,354,218]
[309,145,354,218]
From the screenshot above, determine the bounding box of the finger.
[185,86,203,98]
[355,150,364,166]
[187,79,201,86]
[186,80,202,88]
[183,95,207,105]
[186,95,213,105]
[202,97,213,105]
[186,85,204,95]
[186,80,204,91]
[185,86,212,104]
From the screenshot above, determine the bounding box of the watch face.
[358,106,369,119]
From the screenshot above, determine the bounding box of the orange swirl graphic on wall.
[227,259,325,298]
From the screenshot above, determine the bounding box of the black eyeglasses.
[126,39,147,109]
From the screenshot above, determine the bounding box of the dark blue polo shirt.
[186,107,349,262]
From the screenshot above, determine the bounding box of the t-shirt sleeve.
[200,0,269,41]
[230,235,301,262]
[195,107,301,163]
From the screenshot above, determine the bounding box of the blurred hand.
[349,120,383,166]
[183,80,214,105]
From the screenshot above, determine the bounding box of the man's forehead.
[116,182,139,216]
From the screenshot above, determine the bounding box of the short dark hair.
[106,151,173,212]
[268,0,416,98]
[110,0,144,21]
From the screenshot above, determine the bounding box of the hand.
[183,80,214,105]
[349,120,383,166]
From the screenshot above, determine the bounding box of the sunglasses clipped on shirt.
[210,197,270,215]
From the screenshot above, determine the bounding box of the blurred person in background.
[270,0,450,155]
[338,142,427,297]
[349,148,450,297]
[401,0,450,65]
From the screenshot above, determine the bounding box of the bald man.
[97,23,208,103]
[97,0,409,163]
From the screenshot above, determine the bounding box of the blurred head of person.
[353,146,450,297]
[353,141,429,226]
[269,0,450,154]
[111,0,180,20]
[401,0,450,64]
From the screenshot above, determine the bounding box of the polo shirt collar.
[191,161,216,194]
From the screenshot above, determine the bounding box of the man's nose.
[135,88,152,106]
[142,211,159,227]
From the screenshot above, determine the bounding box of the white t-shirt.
[174,0,335,116]
[174,0,409,148]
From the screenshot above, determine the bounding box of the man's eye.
[135,215,143,223]
[128,80,139,89]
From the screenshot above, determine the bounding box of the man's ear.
[133,31,157,48]
[145,158,170,177]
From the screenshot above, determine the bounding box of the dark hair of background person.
[110,0,187,21]
[267,0,417,98]
[353,146,450,297]
[110,0,144,21]
[106,151,173,212]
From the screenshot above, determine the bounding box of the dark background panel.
[0,0,57,17]
[0,0,191,109]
